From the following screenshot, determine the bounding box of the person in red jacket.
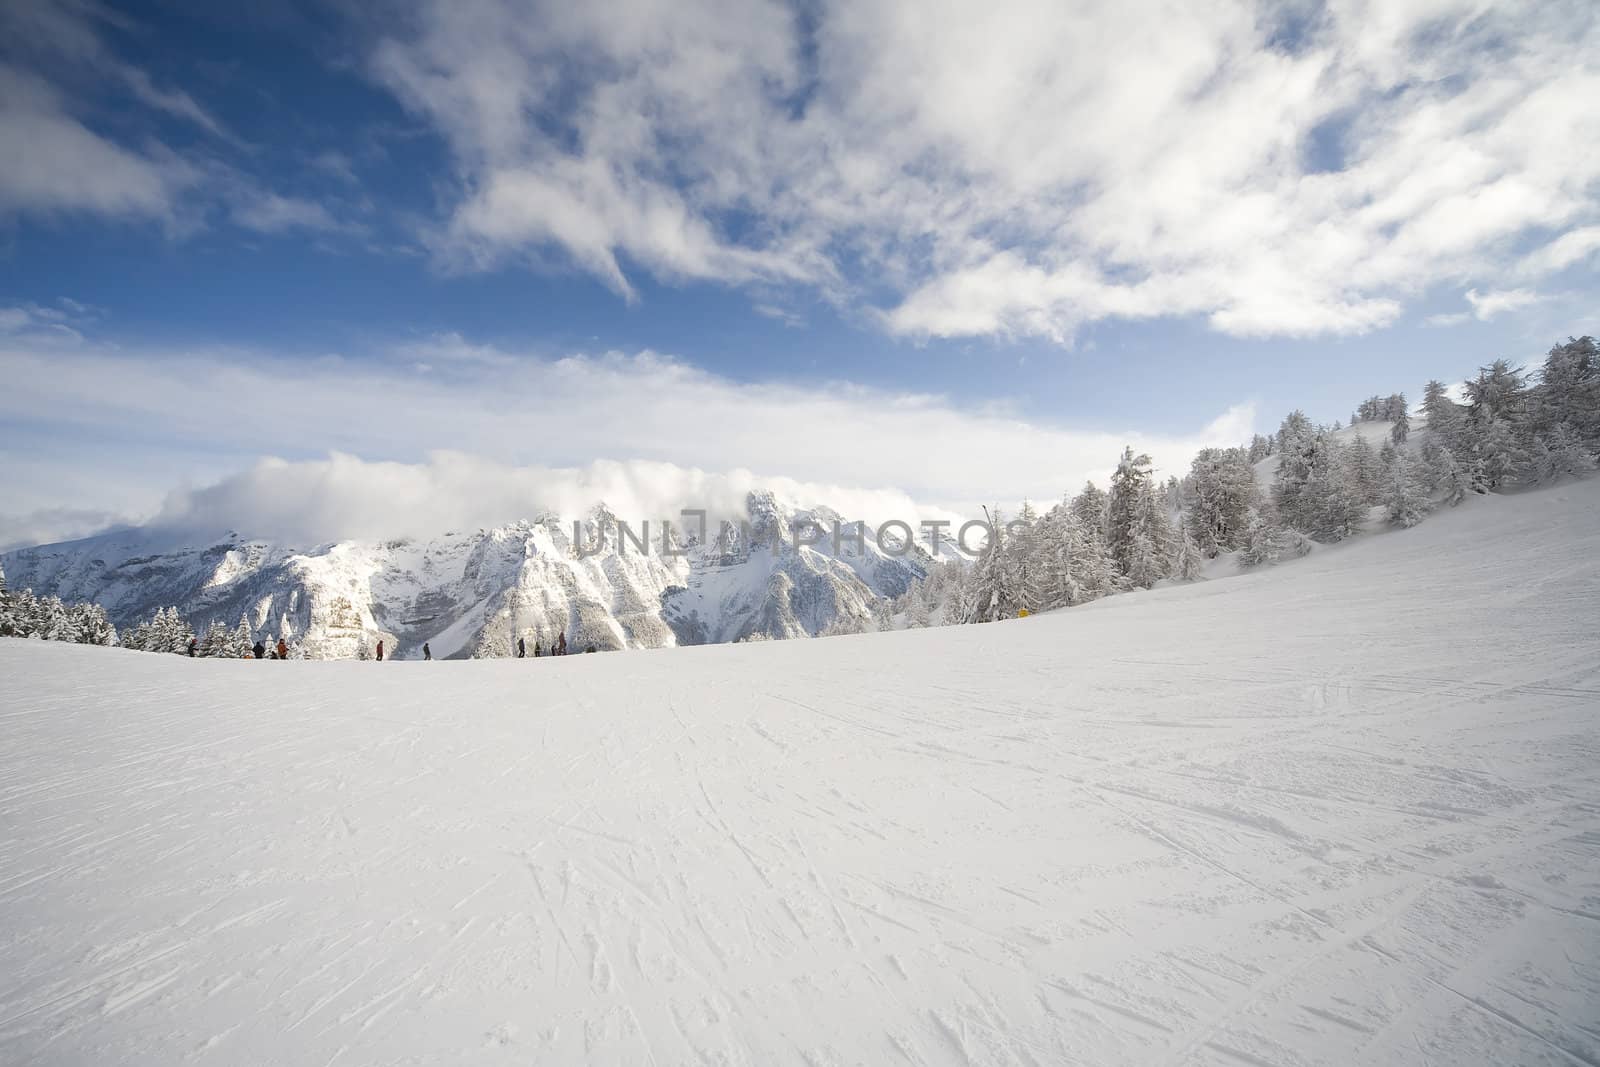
[276,638,288,660]
[376,639,384,662]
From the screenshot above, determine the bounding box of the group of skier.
[516,631,590,658]
[188,636,290,660]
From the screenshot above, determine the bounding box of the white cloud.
[1464,287,1543,321]
[0,64,193,221]
[0,332,1254,547]
[228,190,346,234]
[367,0,1600,343]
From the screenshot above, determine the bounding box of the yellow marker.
[1017,608,1030,618]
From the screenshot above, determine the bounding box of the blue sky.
[1,0,1596,548]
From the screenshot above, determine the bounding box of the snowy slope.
[2,479,1598,1065]
[0,492,928,658]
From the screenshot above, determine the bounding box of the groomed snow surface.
[3,481,1599,1067]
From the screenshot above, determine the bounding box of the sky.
[1,0,1596,549]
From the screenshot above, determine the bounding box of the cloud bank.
[0,332,1254,548]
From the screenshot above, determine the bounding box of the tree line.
[887,336,1597,630]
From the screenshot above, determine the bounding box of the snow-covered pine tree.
[1421,380,1463,446]
[1139,479,1177,581]
[1238,513,1313,567]
[10,589,41,638]
[1277,410,1313,459]
[1383,448,1431,528]
[1175,532,1205,582]
[39,595,71,641]
[1006,501,1043,614]
[1247,434,1272,464]
[1422,440,1472,505]
[1530,423,1598,483]
[1304,438,1369,542]
[1532,336,1599,446]
[74,603,117,646]
[1183,447,1258,555]
[1107,447,1156,580]
[1343,434,1383,505]
[964,508,1017,623]
[872,597,895,633]
[1459,360,1531,490]
[1124,526,1165,589]
[228,614,253,658]
[1075,520,1123,602]
[1030,504,1085,610]
[904,580,931,628]
[1070,481,1109,544]
[0,563,12,637]
[1390,403,1410,445]
[199,619,229,657]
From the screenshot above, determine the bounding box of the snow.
[3,480,1599,1065]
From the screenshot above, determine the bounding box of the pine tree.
[199,619,229,657]
[872,597,895,633]
[1277,410,1313,459]
[1070,482,1109,543]
[1423,441,1472,505]
[1390,405,1410,445]
[1006,501,1043,613]
[1107,447,1155,579]
[228,614,253,658]
[74,603,116,646]
[1175,532,1205,582]
[1184,446,1259,554]
[905,581,931,628]
[1422,380,1463,446]
[1239,514,1313,567]
[0,563,13,638]
[12,589,40,638]
[964,509,1017,623]
[1383,449,1430,528]
[1533,337,1599,445]
[39,595,70,641]
[1530,423,1598,483]
[1344,434,1383,505]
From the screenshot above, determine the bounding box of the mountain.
[0,492,933,659]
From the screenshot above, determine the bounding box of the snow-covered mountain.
[0,491,933,658]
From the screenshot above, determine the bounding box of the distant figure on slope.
[533,641,541,657]
[277,638,288,661]
[376,640,384,662]
[422,642,431,661]
[252,640,265,660]
[556,631,567,656]
[518,637,526,658]
[188,637,197,657]
[585,644,596,653]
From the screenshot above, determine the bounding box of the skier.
[518,636,526,658]
[252,640,265,660]
[534,641,542,657]
[556,631,567,656]
[276,638,288,661]
[376,640,384,662]
[187,636,197,657]
[422,642,431,661]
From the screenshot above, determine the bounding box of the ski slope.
[3,482,1599,1066]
